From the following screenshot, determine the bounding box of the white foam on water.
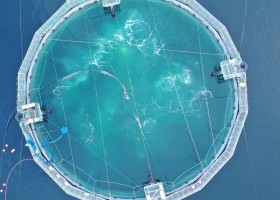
[155,74,175,92]
[99,69,129,100]
[93,50,113,65]
[125,19,153,51]
[52,85,71,100]
[153,40,166,56]
[179,69,193,86]
[80,114,97,145]
[70,70,89,86]
[135,116,142,129]
[142,118,157,134]
[114,33,125,42]
[122,117,142,143]
[88,38,117,66]
[155,68,193,92]
[59,67,129,100]
[186,89,213,114]
[112,12,165,55]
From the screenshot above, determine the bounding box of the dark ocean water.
[0,0,279,199]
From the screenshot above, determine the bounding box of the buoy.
[61,127,68,135]
[240,62,248,71]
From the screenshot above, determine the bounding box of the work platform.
[102,0,121,8]
[220,59,242,80]
[102,0,121,16]
[144,183,166,200]
[20,103,43,124]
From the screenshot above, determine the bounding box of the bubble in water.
[186,89,213,113]
[142,118,156,134]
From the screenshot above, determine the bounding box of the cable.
[84,9,111,196]
[50,48,78,182]
[239,0,248,55]
[46,132,67,144]
[147,0,204,171]
[0,66,131,176]
[242,127,257,198]
[48,38,225,56]
[115,11,155,181]
[197,21,217,156]
[4,158,33,200]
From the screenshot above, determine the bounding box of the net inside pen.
[26,0,235,198]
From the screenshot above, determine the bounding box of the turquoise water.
[28,0,234,198]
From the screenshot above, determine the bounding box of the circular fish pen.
[16,0,248,199]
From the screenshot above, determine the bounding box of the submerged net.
[27,0,235,198]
